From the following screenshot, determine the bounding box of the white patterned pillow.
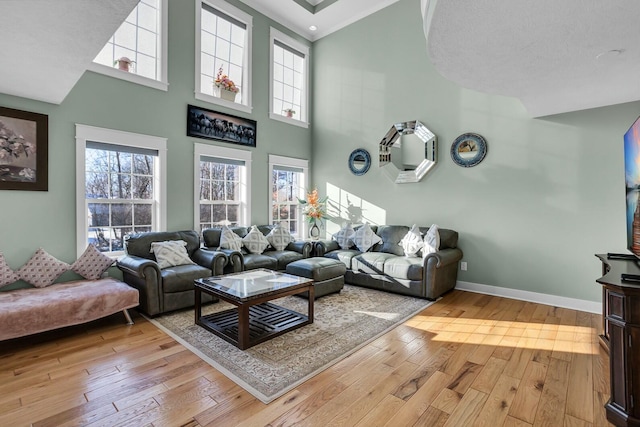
[0,252,19,288]
[72,244,114,280]
[220,226,243,251]
[266,224,293,251]
[332,222,356,250]
[17,248,71,288]
[352,223,382,252]
[150,240,195,269]
[243,225,270,254]
[424,224,441,255]
[400,224,424,257]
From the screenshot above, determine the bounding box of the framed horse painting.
[187,104,257,148]
[0,106,48,191]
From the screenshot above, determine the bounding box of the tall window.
[196,0,253,113]
[194,143,251,231]
[91,0,168,90]
[269,155,308,238]
[269,28,309,127]
[75,125,167,257]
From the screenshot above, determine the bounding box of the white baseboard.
[456,280,601,314]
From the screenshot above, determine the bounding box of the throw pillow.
[220,226,243,251]
[332,222,356,250]
[71,244,114,280]
[243,225,270,254]
[266,223,293,251]
[352,223,382,252]
[0,252,19,289]
[400,224,424,257]
[150,240,195,269]
[424,224,441,255]
[16,248,71,288]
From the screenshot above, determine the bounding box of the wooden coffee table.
[194,269,314,350]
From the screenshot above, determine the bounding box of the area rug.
[148,285,435,403]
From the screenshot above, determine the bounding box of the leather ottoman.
[285,257,346,299]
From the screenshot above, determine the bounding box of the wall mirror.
[348,148,371,175]
[379,120,437,183]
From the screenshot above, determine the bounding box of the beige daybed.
[0,277,139,341]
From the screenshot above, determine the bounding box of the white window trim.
[268,154,309,238]
[195,0,253,114]
[75,124,168,258]
[88,0,169,92]
[269,27,310,128]
[194,143,252,230]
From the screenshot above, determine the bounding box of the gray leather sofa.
[116,230,227,316]
[315,225,462,300]
[202,225,312,272]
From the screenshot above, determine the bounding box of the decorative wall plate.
[348,148,371,175]
[451,133,487,167]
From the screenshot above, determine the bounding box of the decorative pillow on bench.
[72,244,115,280]
[16,248,70,288]
[0,252,19,289]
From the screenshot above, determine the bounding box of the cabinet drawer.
[607,290,625,320]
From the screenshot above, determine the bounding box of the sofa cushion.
[17,248,71,288]
[383,257,423,281]
[376,225,410,256]
[264,250,304,270]
[72,244,115,280]
[399,224,423,257]
[220,226,243,251]
[352,223,382,252]
[150,240,196,269]
[161,264,212,293]
[419,227,458,250]
[0,252,19,288]
[266,224,293,251]
[243,225,270,254]
[325,249,361,269]
[286,257,347,281]
[242,253,278,270]
[333,223,356,249]
[352,252,397,275]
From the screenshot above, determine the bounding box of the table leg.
[238,304,250,350]
[194,286,202,324]
[308,285,314,323]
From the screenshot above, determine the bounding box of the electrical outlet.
[460,261,467,271]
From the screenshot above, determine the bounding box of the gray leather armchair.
[116,230,227,316]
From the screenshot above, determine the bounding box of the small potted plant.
[283,108,296,118]
[214,67,239,101]
[114,57,135,72]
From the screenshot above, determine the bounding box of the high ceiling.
[1,0,638,117]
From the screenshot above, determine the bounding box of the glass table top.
[195,269,312,300]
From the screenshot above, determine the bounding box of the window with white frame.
[269,155,308,238]
[194,143,251,232]
[269,28,309,127]
[75,125,167,257]
[91,0,168,90]
[195,0,253,113]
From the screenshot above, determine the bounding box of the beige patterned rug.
[149,285,434,403]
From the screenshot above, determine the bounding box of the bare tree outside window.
[272,168,301,235]
[199,160,242,231]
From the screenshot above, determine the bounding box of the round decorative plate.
[451,133,487,167]
[348,148,371,175]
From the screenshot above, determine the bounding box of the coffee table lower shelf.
[197,302,310,350]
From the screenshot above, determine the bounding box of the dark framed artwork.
[187,104,256,148]
[0,106,48,191]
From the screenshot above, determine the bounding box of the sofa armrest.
[423,248,463,269]
[315,239,339,257]
[117,255,161,279]
[205,247,244,272]
[116,255,163,316]
[192,248,227,275]
[288,241,312,258]
[422,248,463,300]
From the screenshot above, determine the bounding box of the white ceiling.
[1,0,638,117]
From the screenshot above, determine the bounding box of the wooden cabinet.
[596,254,640,427]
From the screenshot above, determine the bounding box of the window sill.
[195,92,253,115]
[269,112,309,129]
[88,63,169,92]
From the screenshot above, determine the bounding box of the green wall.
[0,0,311,274]
[311,0,637,302]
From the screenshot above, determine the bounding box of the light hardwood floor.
[0,290,613,427]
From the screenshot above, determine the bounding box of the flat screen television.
[625,115,640,258]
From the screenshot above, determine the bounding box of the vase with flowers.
[213,67,239,102]
[283,108,296,118]
[297,188,328,240]
[114,57,135,72]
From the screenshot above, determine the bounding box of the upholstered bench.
[285,257,346,299]
[0,277,139,341]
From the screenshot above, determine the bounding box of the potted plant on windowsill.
[283,108,296,118]
[213,67,239,102]
[114,57,135,72]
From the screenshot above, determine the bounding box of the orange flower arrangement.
[298,188,328,223]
